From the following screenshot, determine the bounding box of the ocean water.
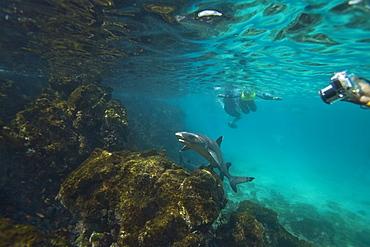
[1,0,370,246]
[172,93,370,245]
[110,0,370,245]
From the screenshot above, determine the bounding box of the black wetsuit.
[223,92,274,117]
[223,96,242,118]
[220,91,280,128]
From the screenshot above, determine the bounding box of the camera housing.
[319,71,361,104]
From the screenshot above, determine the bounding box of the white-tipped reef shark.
[175,131,254,192]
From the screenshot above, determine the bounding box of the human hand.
[342,79,370,107]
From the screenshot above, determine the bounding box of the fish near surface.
[175,131,254,192]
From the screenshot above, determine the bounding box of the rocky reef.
[0,80,131,232]
[0,76,314,246]
[215,200,314,247]
[0,0,330,245]
[57,148,227,246]
[53,148,312,247]
[0,218,70,247]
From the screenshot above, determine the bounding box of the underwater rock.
[0,218,70,247]
[67,83,112,115]
[3,83,129,174]
[0,218,47,246]
[57,148,227,246]
[290,217,335,246]
[67,83,130,154]
[0,82,130,233]
[216,200,314,247]
[0,79,32,123]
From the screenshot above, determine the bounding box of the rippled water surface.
[107,0,370,96]
[1,0,370,95]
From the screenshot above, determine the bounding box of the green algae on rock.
[57,148,227,246]
[4,82,129,175]
[0,81,130,235]
[215,200,314,247]
[0,218,70,247]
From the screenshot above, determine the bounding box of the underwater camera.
[319,71,361,104]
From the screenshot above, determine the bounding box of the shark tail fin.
[229,176,255,193]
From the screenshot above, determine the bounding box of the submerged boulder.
[0,218,70,247]
[215,200,314,247]
[57,148,227,246]
[0,82,130,233]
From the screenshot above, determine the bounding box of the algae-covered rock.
[216,200,314,247]
[1,82,130,234]
[57,148,227,246]
[67,83,130,154]
[67,83,112,115]
[0,218,48,247]
[0,218,70,247]
[290,217,334,246]
[230,210,265,247]
[0,79,32,123]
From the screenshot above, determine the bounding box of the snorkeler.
[318,71,370,109]
[218,89,283,128]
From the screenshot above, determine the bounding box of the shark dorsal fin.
[215,136,223,147]
[226,162,232,170]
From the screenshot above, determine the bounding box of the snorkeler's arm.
[342,79,370,107]
[217,94,240,98]
[257,93,283,100]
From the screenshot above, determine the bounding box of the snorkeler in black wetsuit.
[218,90,283,128]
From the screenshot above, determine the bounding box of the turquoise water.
[113,2,370,244]
[2,0,370,245]
[108,0,370,97]
[170,93,370,245]
[123,0,370,240]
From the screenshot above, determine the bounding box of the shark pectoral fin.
[209,151,220,164]
[225,162,232,170]
[207,162,217,169]
[215,136,223,147]
[181,146,191,151]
